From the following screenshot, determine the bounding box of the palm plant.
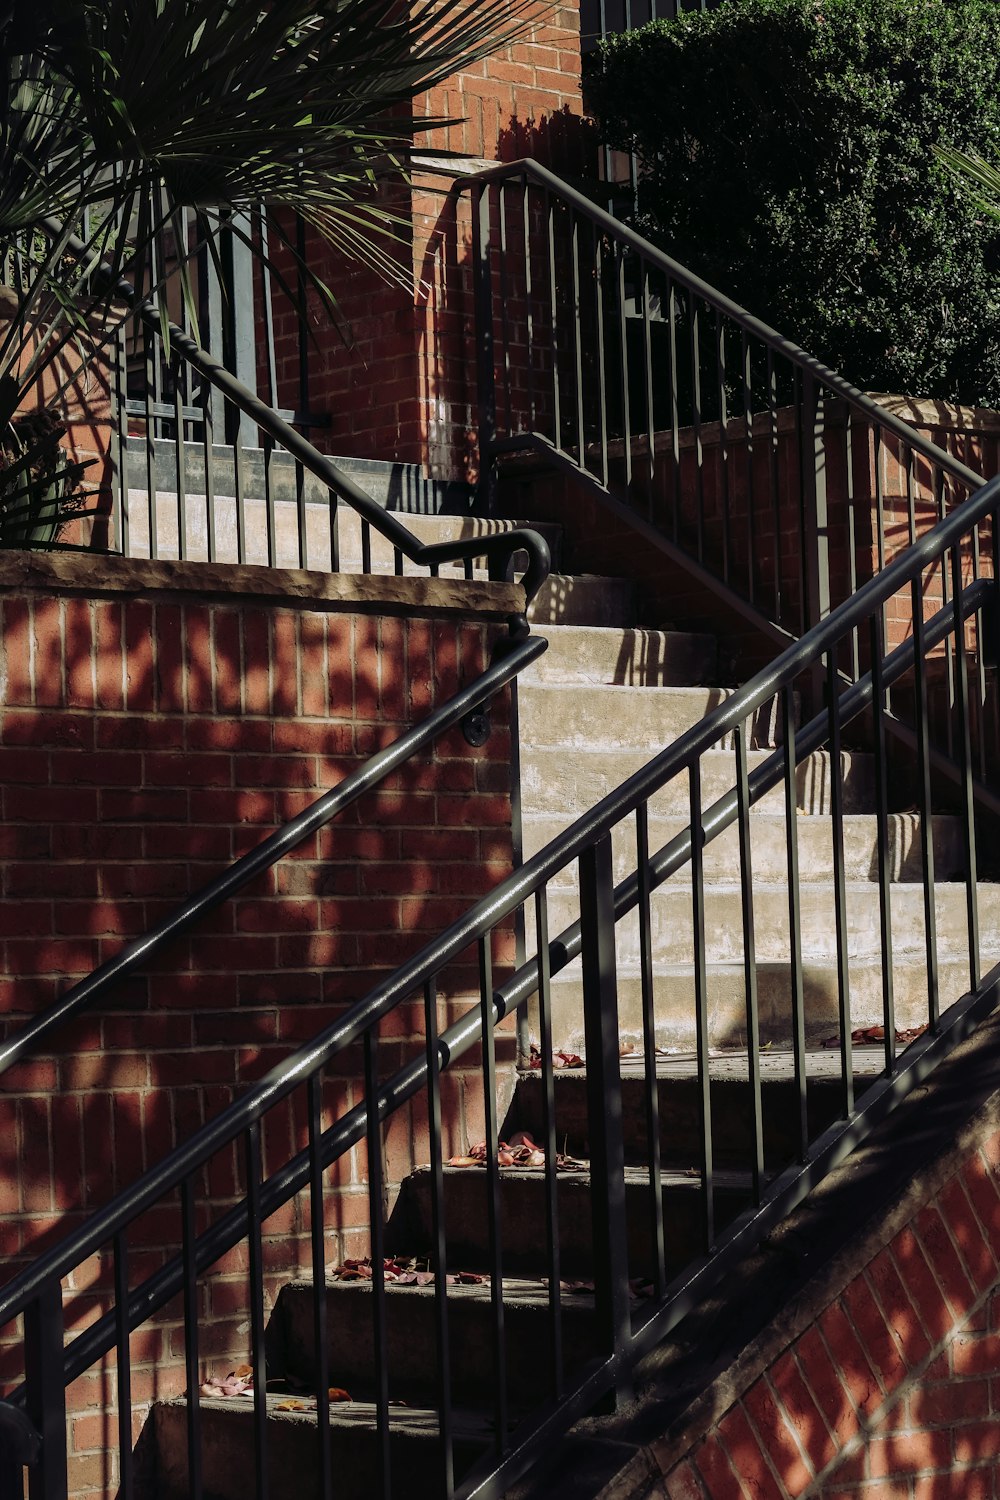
[0,0,542,546]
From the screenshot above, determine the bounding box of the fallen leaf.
[328,1388,352,1403]
[275,1399,308,1412]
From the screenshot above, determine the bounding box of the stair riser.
[522,813,965,886]
[542,954,985,1052]
[522,626,717,686]
[274,1283,596,1409]
[520,750,876,818]
[152,1400,483,1500]
[519,684,736,751]
[535,885,998,968]
[526,575,636,627]
[508,1073,865,1172]
[396,1168,747,1280]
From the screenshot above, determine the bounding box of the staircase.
[137,511,1000,1500]
[6,177,1000,1500]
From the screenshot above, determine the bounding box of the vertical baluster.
[478,937,508,1455]
[498,184,513,436]
[180,1177,203,1500]
[715,312,730,585]
[295,215,310,436]
[535,888,564,1398]
[113,321,130,556]
[905,442,916,545]
[114,1233,134,1500]
[869,614,896,1077]
[546,192,562,450]
[172,210,189,560]
[263,437,276,568]
[322,492,337,580]
[689,292,704,561]
[424,979,454,1496]
[767,349,780,619]
[295,458,307,570]
[742,333,759,613]
[636,804,665,1293]
[472,181,497,514]
[972,516,988,781]
[951,544,980,993]
[142,306,158,560]
[642,263,656,518]
[735,723,764,1202]
[782,686,808,1158]
[308,1075,334,1500]
[522,176,537,430]
[826,655,853,1117]
[579,835,632,1402]
[936,470,956,759]
[874,427,888,710]
[593,220,610,484]
[245,1122,269,1500]
[845,411,859,677]
[233,427,247,565]
[362,1038,390,1499]
[24,1285,67,1500]
[800,373,830,639]
[689,762,714,1250]
[911,575,939,1030]
[668,280,681,543]
[617,246,633,491]
[361,519,372,576]
[570,214,586,465]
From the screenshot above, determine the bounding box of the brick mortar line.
[797,1264,1000,1498]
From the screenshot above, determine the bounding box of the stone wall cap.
[0,550,524,620]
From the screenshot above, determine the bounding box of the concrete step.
[535,880,1000,970]
[271,1276,597,1410]
[521,625,717,687]
[152,1392,489,1500]
[521,811,965,886]
[525,574,636,628]
[393,1164,751,1281]
[506,1051,906,1171]
[518,682,737,752]
[541,951,993,1053]
[519,748,875,820]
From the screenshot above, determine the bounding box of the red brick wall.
[654,1133,1000,1499]
[266,2,587,477]
[0,554,517,1494]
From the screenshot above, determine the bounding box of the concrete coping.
[0,549,525,621]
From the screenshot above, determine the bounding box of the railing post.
[800,371,831,710]
[23,1286,67,1500]
[472,182,499,516]
[579,834,633,1405]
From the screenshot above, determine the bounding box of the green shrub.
[587,0,1000,404]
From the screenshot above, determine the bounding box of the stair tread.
[163,1391,494,1438]
[518,1047,910,1082]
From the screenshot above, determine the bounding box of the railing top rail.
[3,461,997,1330]
[457,157,985,495]
[47,215,552,629]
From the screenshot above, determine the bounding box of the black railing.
[461,158,986,654]
[3,454,998,1499]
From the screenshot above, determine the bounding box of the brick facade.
[266,2,587,477]
[655,1135,1000,1499]
[0,554,519,1494]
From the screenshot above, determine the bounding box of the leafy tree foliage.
[587,0,1000,403]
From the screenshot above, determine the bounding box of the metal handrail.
[0,629,548,1081]
[3,462,997,1375]
[459,156,984,495]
